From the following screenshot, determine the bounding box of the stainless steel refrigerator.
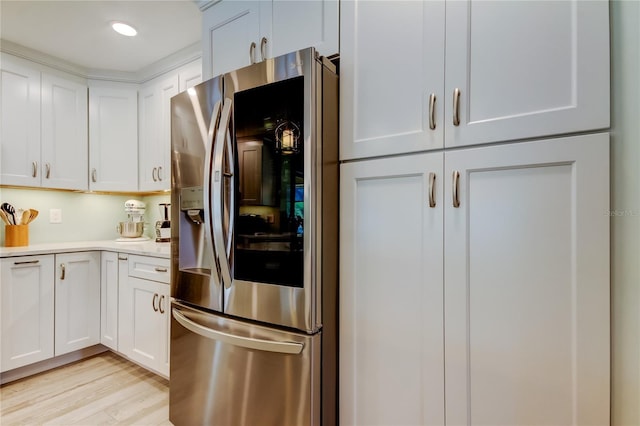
[169,48,338,426]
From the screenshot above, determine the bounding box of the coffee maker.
[156,203,171,242]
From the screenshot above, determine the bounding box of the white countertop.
[0,239,171,259]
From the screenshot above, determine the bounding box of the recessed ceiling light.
[112,22,137,37]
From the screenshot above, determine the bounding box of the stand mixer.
[116,200,148,240]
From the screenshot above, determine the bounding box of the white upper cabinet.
[0,53,41,187]
[89,83,138,192]
[340,0,610,160]
[178,57,203,92]
[444,0,609,148]
[139,75,178,191]
[340,0,445,160]
[1,53,89,190]
[202,0,338,79]
[41,72,88,190]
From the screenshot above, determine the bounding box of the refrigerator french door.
[170,48,338,426]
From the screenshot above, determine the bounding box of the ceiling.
[0,0,203,73]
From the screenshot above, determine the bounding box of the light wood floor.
[0,352,171,426]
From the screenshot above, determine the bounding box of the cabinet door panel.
[271,0,338,59]
[100,252,119,351]
[202,1,261,79]
[340,153,444,425]
[41,73,88,190]
[0,255,54,372]
[445,0,609,147]
[340,0,445,160]
[0,53,41,186]
[88,85,138,192]
[444,133,610,425]
[54,252,101,356]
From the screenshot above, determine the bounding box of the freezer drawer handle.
[172,309,304,355]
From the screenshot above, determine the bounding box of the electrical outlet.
[49,208,62,224]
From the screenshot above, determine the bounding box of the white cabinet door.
[0,53,41,186]
[178,59,203,92]
[202,1,264,79]
[54,252,101,356]
[340,153,444,426]
[270,0,338,59]
[41,72,88,190]
[88,84,138,192]
[340,0,445,161]
[444,133,610,425]
[139,76,178,192]
[100,252,119,351]
[120,276,169,376]
[0,255,54,372]
[444,0,609,147]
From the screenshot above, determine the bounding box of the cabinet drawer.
[128,255,170,283]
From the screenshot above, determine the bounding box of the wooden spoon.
[21,210,31,225]
[0,210,11,226]
[27,209,39,224]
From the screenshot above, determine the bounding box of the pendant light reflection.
[275,121,300,154]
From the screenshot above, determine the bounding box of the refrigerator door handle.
[204,100,223,281]
[212,97,234,289]
[172,308,304,354]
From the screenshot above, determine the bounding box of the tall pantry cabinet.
[339,1,611,425]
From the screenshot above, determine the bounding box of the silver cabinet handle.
[249,42,257,64]
[152,293,159,312]
[60,263,66,280]
[260,37,267,61]
[428,172,436,208]
[14,260,40,265]
[428,93,436,130]
[158,166,163,181]
[453,88,461,126]
[45,162,51,179]
[32,161,38,178]
[154,267,168,273]
[152,167,158,182]
[159,295,165,314]
[91,168,97,183]
[173,308,304,354]
[452,170,460,208]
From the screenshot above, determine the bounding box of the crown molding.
[0,39,202,84]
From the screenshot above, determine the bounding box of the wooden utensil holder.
[5,225,28,247]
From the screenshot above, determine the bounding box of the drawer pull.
[14,260,40,265]
[118,256,128,261]
[155,267,168,273]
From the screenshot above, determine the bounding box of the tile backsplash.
[0,188,170,245]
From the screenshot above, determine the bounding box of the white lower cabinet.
[340,133,610,425]
[119,255,170,377]
[100,252,119,350]
[0,255,55,372]
[54,252,101,356]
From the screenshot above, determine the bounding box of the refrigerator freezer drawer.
[170,302,321,426]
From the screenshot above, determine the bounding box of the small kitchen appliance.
[155,203,171,242]
[116,199,148,240]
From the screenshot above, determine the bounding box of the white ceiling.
[0,0,203,73]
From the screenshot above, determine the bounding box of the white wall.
[611,1,640,424]
[0,188,170,244]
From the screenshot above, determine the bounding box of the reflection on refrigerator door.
[170,302,321,426]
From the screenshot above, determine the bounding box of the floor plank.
[0,352,170,426]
